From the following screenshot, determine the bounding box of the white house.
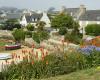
[20,12,51,28]
[79,10,100,35]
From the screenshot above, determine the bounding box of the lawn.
[38,68,100,80]
[0,41,6,46]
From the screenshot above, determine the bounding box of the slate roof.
[79,10,100,21]
[25,13,43,23]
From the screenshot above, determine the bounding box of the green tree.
[12,29,25,42]
[4,19,21,30]
[26,24,34,31]
[51,14,74,30]
[59,27,67,35]
[85,24,100,36]
[51,13,80,36]
[36,21,46,31]
[32,31,49,43]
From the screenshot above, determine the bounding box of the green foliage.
[25,31,32,38]
[85,24,100,36]
[12,29,25,42]
[84,51,100,68]
[36,21,46,31]
[32,31,49,43]
[3,19,21,30]
[65,33,82,44]
[51,14,78,29]
[26,24,34,31]
[1,51,87,79]
[59,27,67,35]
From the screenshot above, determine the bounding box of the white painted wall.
[20,15,28,26]
[40,12,51,27]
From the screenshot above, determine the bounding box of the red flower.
[31,61,34,65]
[18,56,20,59]
[46,61,48,65]
[36,52,38,59]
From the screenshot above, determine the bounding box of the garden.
[0,13,100,80]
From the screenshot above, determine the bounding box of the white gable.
[40,12,51,27]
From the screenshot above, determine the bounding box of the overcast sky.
[0,0,100,11]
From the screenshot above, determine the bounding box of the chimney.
[77,5,86,19]
[79,5,86,14]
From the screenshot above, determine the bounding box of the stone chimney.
[77,5,86,19]
[60,6,66,14]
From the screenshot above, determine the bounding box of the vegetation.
[12,28,25,42]
[32,21,49,43]
[26,24,34,31]
[51,13,82,44]
[32,31,49,43]
[1,19,21,30]
[1,50,100,80]
[40,68,100,80]
[36,21,46,31]
[85,24,100,36]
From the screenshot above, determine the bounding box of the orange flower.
[31,61,34,65]
[18,56,20,59]
[46,61,48,65]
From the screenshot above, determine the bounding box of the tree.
[4,19,21,30]
[85,24,100,36]
[12,29,25,42]
[32,31,49,43]
[26,24,34,31]
[51,13,80,36]
[59,27,67,35]
[36,21,46,31]
[51,13,74,30]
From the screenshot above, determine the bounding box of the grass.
[0,41,7,46]
[34,68,100,80]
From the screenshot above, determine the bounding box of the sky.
[0,0,100,11]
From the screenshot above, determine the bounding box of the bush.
[85,24,100,36]
[12,29,25,42]
[65,33,82,44]
[26,24,34,31]
[59,27,67,35]
[25,31,32,38]
[32,31,49,43]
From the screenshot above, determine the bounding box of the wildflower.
[46,61,48,65]
[31,61,34,65]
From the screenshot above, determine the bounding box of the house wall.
[79,20,100,33]
[20,15,27,26]
[40,12,51,27]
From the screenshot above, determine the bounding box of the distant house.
[79,10,100,34]
[20,12,51,28]
[48,5,100,34]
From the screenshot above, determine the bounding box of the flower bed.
[78,46,100,54]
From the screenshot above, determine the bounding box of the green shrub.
[59,27,67,35]
[12,29,25,42]
[84,51,100,68]
[26,24,34,31]
[85,24,100,36]
[25,31,32,38]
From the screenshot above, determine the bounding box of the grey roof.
[79,10,100,21]
[25,13,43,23]
[6,13,22,19]
[25,15,32,23]
[31,13,43,19]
